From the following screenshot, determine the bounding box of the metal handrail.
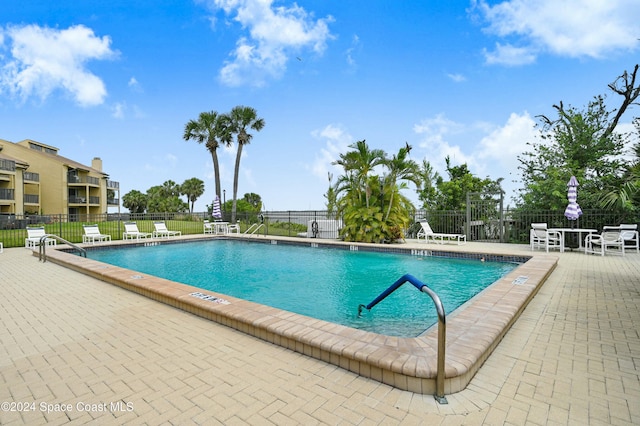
[358,273,448,404]
[244,223,264,235]
[38,234,86,262]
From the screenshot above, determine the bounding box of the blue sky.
[1,0,639,212]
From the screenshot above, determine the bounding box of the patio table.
[213,221,229,234]
[549,228,597,252]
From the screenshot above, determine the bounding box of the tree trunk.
[232,144,243,223]
[210,147,221,201]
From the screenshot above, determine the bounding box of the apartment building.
[0,138,119,218]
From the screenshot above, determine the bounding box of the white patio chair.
[25,226,56,249]
[585,227,625,256]
[620,224,639,253]
[152,221,181,239]
[122,222,152,240]
[530,223,563,252]
[203,220,214,234]
[83,224,111,244]
[227,221,240,234]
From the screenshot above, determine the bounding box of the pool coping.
[35,234,557,397]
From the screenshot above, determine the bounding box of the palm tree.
[382,144,421,221]
[332,140,386,208]
[181,177,205,213]
[227,106,265,222]
[122,190,148,214]
[183,111,232,201]
[601,140,640,210]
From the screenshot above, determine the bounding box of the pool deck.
[1,237,639,424]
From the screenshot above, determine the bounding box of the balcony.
[106,180,120,189]
[69,196,86,204]
[0,159,16,172]
[24,172,40,182]
[24,194,39,204]
[67,174,100,186]
[0,188,15,200]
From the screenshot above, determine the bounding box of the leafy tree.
[122,190,147,213]
[417,159,442,210]
[183,111,232,200]
[243,192,262,211]
[227,106,265,223]
[518,65,639,211]
[434,158,501,211]
[181,177,205,213]
[146,180,188,213]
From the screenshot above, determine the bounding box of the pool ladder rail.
[358,273,448,404]
[244,223,264,235]
[38,234,87,263]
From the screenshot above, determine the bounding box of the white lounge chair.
[585,226,629,256]
[530,223,563,252]
[417,221,466,245]
[122,222,152,240]
[152,221,181,239]
[25,226,56,249]
[82,224,111,244]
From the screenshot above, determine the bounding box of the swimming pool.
[42,235,557,395]
[86,239,518,337]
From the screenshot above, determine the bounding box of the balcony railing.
[106,180,120,189]
[107,197,119,205]
[89,196,100,204]
[0,188,14,200]
[24,194,39,204]
[0,159,16,172]
[24,172,40,182]
[68,175,100,185]
[69,196,86,204]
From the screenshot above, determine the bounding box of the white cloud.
[345,34,360,71]
[476,111,537,176]
[112,102,126,119]
[309,124,354,181]
[414,112,538,203]
[483,43,536,66]
[207,0,334,86]
[474,0,640,64]
[414,114,470,170]
[447,72,467,82]
[0,24,117,106]
[128,77,142,92]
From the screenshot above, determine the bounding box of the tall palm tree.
[183,111,232,202]
[181,177,205,213]
[227,106,265,222]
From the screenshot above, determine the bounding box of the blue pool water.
[87,240,518,337]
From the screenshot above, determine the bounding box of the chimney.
[92,157,103,171]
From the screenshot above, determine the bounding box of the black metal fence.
[0,208,637,249]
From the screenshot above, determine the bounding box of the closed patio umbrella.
[212,195,222,219]
[564,176,582,221]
